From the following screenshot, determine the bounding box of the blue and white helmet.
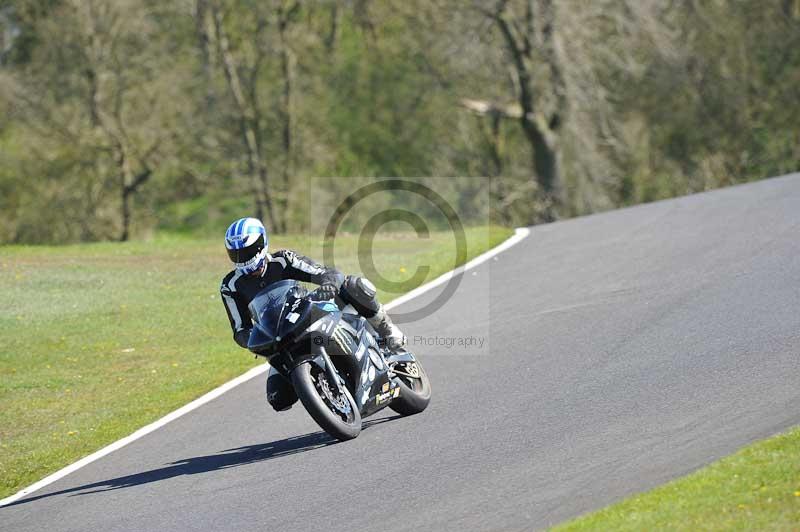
[225,217,269,275]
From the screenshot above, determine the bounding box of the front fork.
[291,343,346,396]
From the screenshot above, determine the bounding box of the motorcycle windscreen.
[248,280,303,341]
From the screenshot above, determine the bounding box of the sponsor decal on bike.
[332,328,353,356]
[375,389,395,405]
[354,343,365,361]
[369,350,384,370]
[315,301,339,312]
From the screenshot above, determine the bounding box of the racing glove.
[310,283,338,301]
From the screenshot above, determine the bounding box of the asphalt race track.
[3,175,800,531]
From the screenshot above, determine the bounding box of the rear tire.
[389,360,431,416]
[291,362,361,441]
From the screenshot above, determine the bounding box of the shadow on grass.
[2,415,401,508]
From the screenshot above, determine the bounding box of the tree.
[196,0,305,234]
[469,0,567,221]
[1,0,186,241]
[1,0,798,242]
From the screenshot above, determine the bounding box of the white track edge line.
[385,227,529,311]
[0,364,269,507]
[0,226,530,507]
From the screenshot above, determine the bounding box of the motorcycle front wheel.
[291,362,361,441]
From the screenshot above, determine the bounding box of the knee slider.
[342,275,380,317]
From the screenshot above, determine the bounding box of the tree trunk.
[117,147,132,242]
[85,66,100,127]
[120,183,132,242]
[194,0,216,112]
[211,2,278,230]
[489,0,565,222]
[324,3,339,52]
[520,118,559,197]
[276,4,294,234]
[114,141,152,242]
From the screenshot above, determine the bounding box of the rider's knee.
[340,275,380,318]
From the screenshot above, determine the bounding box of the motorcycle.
[246,279,431,441]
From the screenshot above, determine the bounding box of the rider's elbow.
[234,329,251,349]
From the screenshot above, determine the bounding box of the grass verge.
[0,225,512,499]
[554,426,800,531]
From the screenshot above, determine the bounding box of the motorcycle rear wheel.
[389,360,432,416]
[291,362,361,441]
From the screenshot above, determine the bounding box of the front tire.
[389,360,432,416]
[291,362,361,441]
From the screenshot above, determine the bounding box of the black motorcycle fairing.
[247,280,303,355]
[321,311,415,416]
[344,318,399,416]
[245,279,411,419]
[249,281,304,329]
[384,350,417,366]
[247,280,339,357]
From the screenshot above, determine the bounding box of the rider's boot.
[368,305,406,352]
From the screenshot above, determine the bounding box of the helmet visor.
[226,234,265,264]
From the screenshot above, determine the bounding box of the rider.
[220,217,405,411]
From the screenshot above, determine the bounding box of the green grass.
[0,226,512,499]
[554,426,800,531]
